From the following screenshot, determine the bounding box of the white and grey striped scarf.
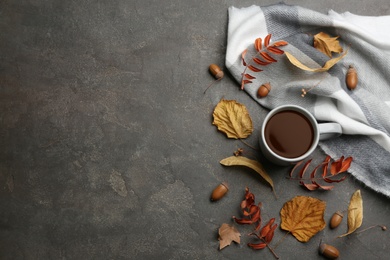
[226,4,390,197]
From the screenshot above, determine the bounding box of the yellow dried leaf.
[218,223,241,250]
[280,196,326,242]
[212,99,253,139]
[314,32,343,58]
[338,189,363,237]
[220,156,274,191]
[285,50,347,72]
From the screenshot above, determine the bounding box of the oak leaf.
[220,156,274,192]
[338,190,363,237]
[285,50,347,72]
[313,32,343,58]
[212,100,253,139]
[218,223,241,250]
[280,196,326,242]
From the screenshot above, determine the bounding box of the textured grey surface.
[1,0,389,259]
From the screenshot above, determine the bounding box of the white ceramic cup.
[259,105,342,165]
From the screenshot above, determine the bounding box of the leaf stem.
[239,139,258,151]
[354,225,387,234]
[286,173,347,181]
[266,243,280,259]
[273,231,290,249]
[203,78,222,94]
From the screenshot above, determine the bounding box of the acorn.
[210,182,229,201]
[319,243,340,259]
[329,211,344,229]
[257,83,271,97]
[209,64,224,80]
[346,65,358,90]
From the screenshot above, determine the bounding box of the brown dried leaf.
[218,223,241,250]
[220,156,274,191]
[212,100,253,139]
[285,50,347,72]
[338,190,363,237]
[280,196,326,242]
[313,32,343,58]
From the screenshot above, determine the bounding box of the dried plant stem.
[266,243,280,259]
[273,231,290,250]
[239,139,258,151]
[286,174,346,181]
[355,225,387,234]
[204,78,222,94]
[250,233,280,259]
[301,73,328,97]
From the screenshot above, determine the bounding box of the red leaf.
[272,40,288,47]
[339,157,353,173]
[242,79,252,84]
[241,80,252,90]
[260,52,277,63]
[324,175,347,183]
[248,242,267,250]
[310,162,326,181]
[267,46,284,55]
[290,160,303,178]
[254,38,262,52]
[250,206,261,223]
[253,57,272,66]
[301,183,319,191]
[313,181,334,190]
[248,65,263,72]
[233,217,255,225]
[322,156,331,178]
[331,156,344,175]
[241,49,248,66]
[260,218,275,239]
[299,159,312,178]
[244,73,256,80]
[243,205,259,216]
[264,34,271,47]
[265,224,277,243]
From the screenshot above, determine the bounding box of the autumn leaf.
[285,50,347,72]
[220,156,274,192]
[212,100,253,139]
[313,32,343,58]
[218,223,241,250]
[280,196,326,242]
[338,190,363,237]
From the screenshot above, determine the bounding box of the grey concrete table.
[1,0,389,259]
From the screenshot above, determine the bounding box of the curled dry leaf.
[218,223,241,250]
[338,190,363,237]
[233,187,262,230]
[212,99,253,139]
[313,32,343,58]
[220,156,274,192]
[285,50,347,72]
[280,196,326,242]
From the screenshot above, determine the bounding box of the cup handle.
[318,123,342,141]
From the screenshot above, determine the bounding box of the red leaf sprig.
[240,34,288,90]
[233,188,279,259]
[233,187,262,230]
[288,155,353,191]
